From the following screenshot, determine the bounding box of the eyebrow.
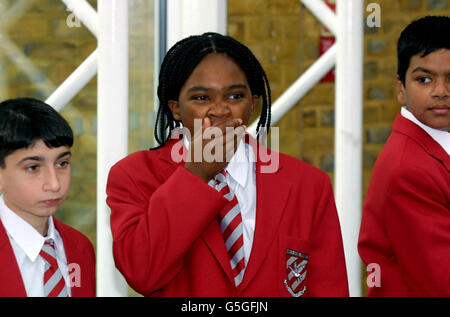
[17,151,72,166]
[411,67,450,76]
[186,84,248,94]
[411,67,435,75]
[186,86,210,93]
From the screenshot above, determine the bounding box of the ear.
[167,100,181,121]
[396,75,407,106]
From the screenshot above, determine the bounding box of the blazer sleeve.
[307,175,349,296]
[106,163,227,296]
[384,165,450,296]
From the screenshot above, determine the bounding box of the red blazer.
[0,217,95,297]
[106,136,348,297]
[358,114,450,296]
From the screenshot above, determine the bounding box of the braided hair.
[154,32,271,148]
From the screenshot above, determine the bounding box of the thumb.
[203,117,212,130]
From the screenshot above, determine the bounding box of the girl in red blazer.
[106,32,348,297]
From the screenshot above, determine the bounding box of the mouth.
[41,199,63,207]
[429,105,450,115]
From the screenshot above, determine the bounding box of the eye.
[229,93,244,100]
[191,95,209,101]
[25,165,39,173]
[56,160,70,168]
[417,76,431,84]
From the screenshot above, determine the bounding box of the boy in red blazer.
[0,98,95,297]
[106,33,348,297]
[358,16,450,296]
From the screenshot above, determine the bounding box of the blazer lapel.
[238,138,292,291]
[53,219,76,295]
[394,114,450,172]
[0,220,27,296]
[201,218,236,283]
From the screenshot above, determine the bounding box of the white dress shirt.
[0,195,71,297]
[182,135,256,265]
[401,107,450,155]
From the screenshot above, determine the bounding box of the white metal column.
[97,0,129,297]
[166,0,227,50]
[335,0,363,297]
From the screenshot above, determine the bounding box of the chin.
[426,120,450,131]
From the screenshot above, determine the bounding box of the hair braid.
[153,32,272,148]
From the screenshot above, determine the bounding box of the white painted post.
[335,0,364,297]
[166,0,227,50]
[97,0,129,297]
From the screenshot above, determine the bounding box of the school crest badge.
[284,248,308,297]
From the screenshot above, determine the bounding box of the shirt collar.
[401,107,450,155]
[0,194,53,262]
[182,134,251,188]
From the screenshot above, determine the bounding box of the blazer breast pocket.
[278,235,310,297]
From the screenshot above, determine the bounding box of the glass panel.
[129,0,157,153]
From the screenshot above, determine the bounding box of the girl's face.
[168,53,258,135]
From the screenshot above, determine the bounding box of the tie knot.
[44,239,55,248]
[40,239,57,266]
[215,170,227,184]
[208,170,227,189]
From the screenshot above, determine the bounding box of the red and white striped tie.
[209,170,246,287]
[40,240,69,297]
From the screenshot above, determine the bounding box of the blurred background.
[0,0,448,296]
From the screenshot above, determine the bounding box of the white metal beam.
[61,0,98,38]
[247,44,337,136]
[300,0,337,36]
[166,0,227,50]
[97,0,129,297]
[335,0,363,297]
[46,50,98,111]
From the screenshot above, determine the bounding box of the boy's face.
[0,140,71,230]
[168,53,258,136]
[397,49,450,131]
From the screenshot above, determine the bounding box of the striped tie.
[209,170,246,287]
[40,239,69,297]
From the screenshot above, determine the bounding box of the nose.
[432,78,449,100]
[208,99,231,120]
[42,167,61,192]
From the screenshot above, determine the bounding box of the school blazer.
[106,135,348,297]
[0,217,96,297]
[358,114,450,296]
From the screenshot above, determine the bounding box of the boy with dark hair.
[0,98,95,297]
[358,16,450,296]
